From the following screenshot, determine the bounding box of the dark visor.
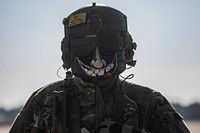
[70,31,123,56]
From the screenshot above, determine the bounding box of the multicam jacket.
[9,76,191,133]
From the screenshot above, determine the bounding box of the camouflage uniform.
[9,76,191,133]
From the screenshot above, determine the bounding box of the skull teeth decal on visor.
[75,54,117,77]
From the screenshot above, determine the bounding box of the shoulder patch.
[68,12,87,27]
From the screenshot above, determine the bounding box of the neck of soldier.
[74,75,119,92]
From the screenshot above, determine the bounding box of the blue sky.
[0,0,200,109]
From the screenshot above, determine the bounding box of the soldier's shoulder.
[33,80,65,96]
[123,80,155,95]
[122,81,165,105]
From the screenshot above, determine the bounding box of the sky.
[0,0,200,109]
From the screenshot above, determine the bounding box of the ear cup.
[125,33,137,66]
[61,38,70,69]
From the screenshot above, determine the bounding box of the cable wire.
[119,73,135,104]
[56,65,65,79]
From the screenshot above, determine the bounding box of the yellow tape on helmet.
[68,13,87,27]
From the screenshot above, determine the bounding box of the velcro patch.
[68,13,87,27]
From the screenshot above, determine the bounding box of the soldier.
[9,3,191,133]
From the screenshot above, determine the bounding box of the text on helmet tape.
[68,13,87,27]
